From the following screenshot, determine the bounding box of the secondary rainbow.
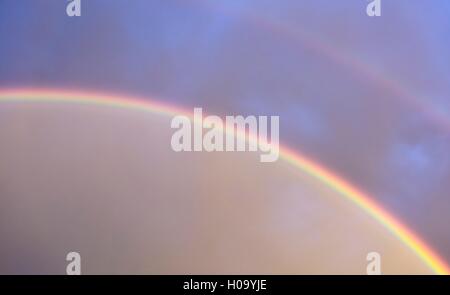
[0,88,449,275]
[202,2,450,131]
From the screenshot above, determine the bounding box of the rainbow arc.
[0,88,448,274]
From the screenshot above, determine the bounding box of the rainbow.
[200,1,450,132]
[0,88,449,275]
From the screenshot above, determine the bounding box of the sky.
[0,100,435,274]
[0,0,449,269]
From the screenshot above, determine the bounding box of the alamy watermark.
[366,0,382,17]
[66,0,81,17]
[66,251,81,275]
[170,108,280,163]
[366,251,382,275]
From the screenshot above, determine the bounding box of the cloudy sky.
[0,0,449,269]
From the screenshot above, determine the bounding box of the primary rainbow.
[0,88,449,275]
